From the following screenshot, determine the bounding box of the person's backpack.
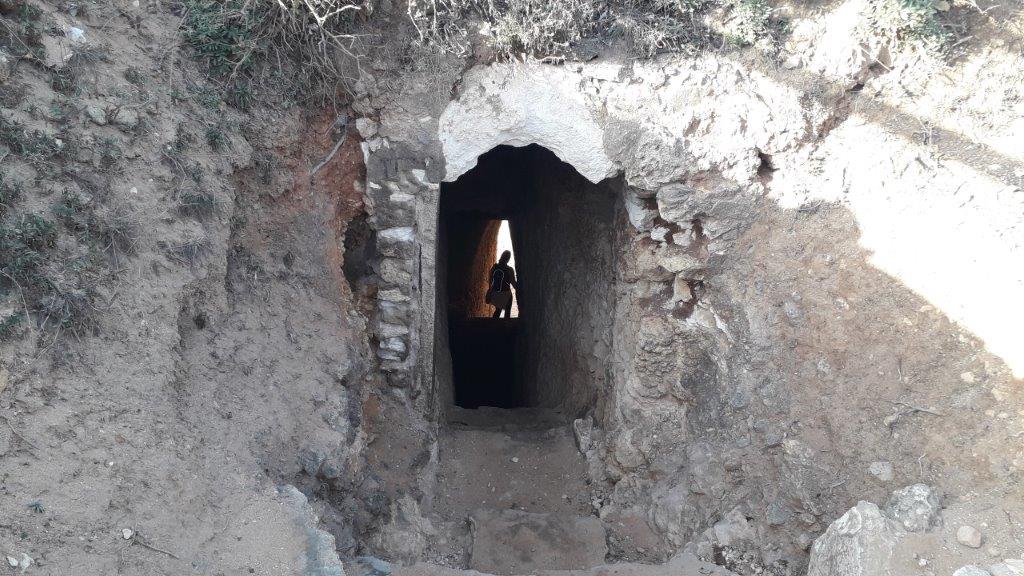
[489,266,506,293]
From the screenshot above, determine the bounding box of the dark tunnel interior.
[437,145,622,411]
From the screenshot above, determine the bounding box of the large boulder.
[806,502,902,576]
[278,485,346,576]
[808,484,950,576]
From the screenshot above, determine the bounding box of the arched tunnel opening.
[435,144,623,414]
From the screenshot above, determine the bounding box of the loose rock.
[346,556,392,576]
[624,192,657,231]
[572,417,593,452]
[868,461,894,482]
[355,118,379,138]
[806,501,902,576]
[766,501,790,526]
[989,560,1024,576]
[112,108,140,130]
[0,50,12,83]
[86,106,107,126]
[884,484,941,532]
[957,525,983,548]
[712,508,755,547]
[953,567,991,576]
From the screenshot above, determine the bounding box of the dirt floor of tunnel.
[427,407,599,572]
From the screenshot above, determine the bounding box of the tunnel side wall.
[516,151,621,414]
[447,219,500,319]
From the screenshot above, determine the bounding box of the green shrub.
[864,0,950,53]
[159,236,210,267]
[0,213,55,287]
[123,67,146,86]
[0,175,23,217]
[36,276,98,330]
[0,114,130,341]
[0,310,24,339]
[9,213,57,251]
[0,116,64,164]
[49,47,107,96]
[225,81,254,111]
[173,126,197,152]
[182,0,259,76]
[97,137,123,169]
[205,126,228,151]
[0,0,46,60]
[0,213,103,335]
[92,199,140,256]
[52,190,139,256]
[729,0,778,47]
[52,190,89,229]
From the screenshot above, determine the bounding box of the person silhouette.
[487,250,518,318]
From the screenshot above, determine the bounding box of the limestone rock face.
[439,64,617,184]
[278,485,346,576]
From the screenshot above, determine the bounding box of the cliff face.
[357,7,1024,571]
[0,0,1022,573]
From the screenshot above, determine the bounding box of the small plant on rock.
[92,198,140,257]
[159,235,211,267]
[0,116,64,168]
[727,0,784,48]
[50,46,107,96]
[0,174,23,217]
[205,126,228,151]
[176,189,220,219]
[1,0,47,61]
[174,126,197,152]
[180,0,366,104]
[97,137,123,169]
[52,189,89,230]
[0,310,24,339]
[8,212,57,252]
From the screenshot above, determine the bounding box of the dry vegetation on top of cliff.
[172,0,968,110]
[405,0,969,60]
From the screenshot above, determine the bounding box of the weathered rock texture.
[2,0,1023,573]
[351,3,1024,571]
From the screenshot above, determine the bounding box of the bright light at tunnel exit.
[496,220,518,318]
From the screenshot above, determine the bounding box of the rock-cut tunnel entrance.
[432,144,625,574]
[435,144,622,415]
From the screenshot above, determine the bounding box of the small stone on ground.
[957,525,983,548]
